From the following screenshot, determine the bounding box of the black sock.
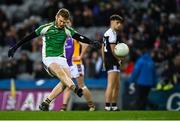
[105,103,110,107]
[112,103,117,107]
[44,98,51,105]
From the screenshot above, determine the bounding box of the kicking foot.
[39,102,49,111]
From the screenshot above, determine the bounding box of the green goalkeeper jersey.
[35,22,76,57]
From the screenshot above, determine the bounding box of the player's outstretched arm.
[72,33,101,49]
[8,31,38,58]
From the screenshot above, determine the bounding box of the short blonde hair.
[56,8,70,20]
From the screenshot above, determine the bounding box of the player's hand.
[118,60,122,65]
[72,56,82,61]
[118,57,125,65]
[90,40,101,49]
[8,46,17,58]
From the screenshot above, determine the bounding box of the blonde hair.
[56,8,70,20]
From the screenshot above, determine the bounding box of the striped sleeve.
[68,27,77,37]
[35,22,53,36]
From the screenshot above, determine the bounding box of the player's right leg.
[48,63,83,97]
[111,72,120,111]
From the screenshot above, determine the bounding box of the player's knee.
[77,81,85,88]
[77,84,84,88]
[82,85,87,90]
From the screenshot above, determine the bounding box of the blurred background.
[0,0,179,111]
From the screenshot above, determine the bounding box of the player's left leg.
[39,82,66,111]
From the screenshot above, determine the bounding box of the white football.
[114,43,129,57]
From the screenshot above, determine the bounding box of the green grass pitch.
[0,111,180,120]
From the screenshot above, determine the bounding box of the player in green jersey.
[8,8,100,111]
